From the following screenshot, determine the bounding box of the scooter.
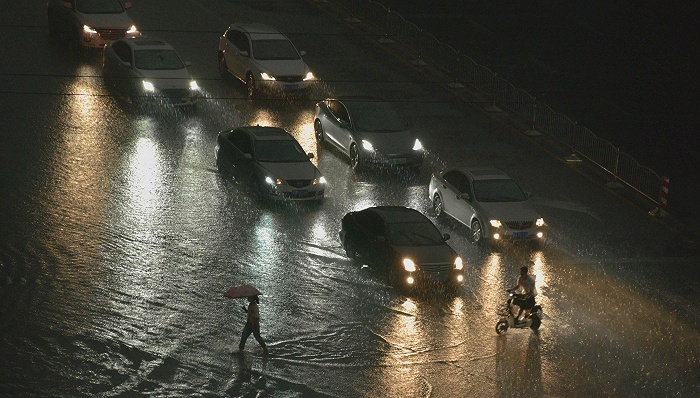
[495,291,542,334]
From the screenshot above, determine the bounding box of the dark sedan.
[339,206,464,291]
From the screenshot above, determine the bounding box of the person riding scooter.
[507,266,537,323]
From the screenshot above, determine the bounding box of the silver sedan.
[313,97,425,170]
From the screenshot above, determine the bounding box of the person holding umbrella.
[239,295,268,355]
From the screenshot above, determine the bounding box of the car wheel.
[349,144,361,170]
[218,54,229,78]
[470,219,483,243]
[314,120,325,143]
[495,319,508,335]
[246,73,257,99]
[433,193,444,218]
[344,238,356,259]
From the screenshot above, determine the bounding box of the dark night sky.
[379,0,699,222]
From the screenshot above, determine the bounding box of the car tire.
[432,193,444,218]
[218,54,230,78]
[344,238,356,259]
[349,144,361,170]
[470,219,483,243]
[495,319,508,335]
[314,120,325,143]
[246,73,257,99]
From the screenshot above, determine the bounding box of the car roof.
[119,37,174,50]
[227,23,288,41]
[237,126,294,141]
[362,206,430,224]
[452,166,511,181]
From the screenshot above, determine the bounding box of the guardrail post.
[606,148,623,188]
[648,176,670,217]
[525,97,542,136]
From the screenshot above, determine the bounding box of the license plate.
[284,84,298,91]
[292,190,308,198]
[513,231,528,239]
[431,273,448,282]
[390,158,406,165]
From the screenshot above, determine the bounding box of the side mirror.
[185,61,192,67]
[243,153,252,160]
[307,153,314,159]
[124,2,132,9]
[299,50,307,56]
[239,50,249,57]
[443,233,451,241]
[121,60,131,67]
[525,191,533,198]
[460,193,471,201]
[339,120,350,129]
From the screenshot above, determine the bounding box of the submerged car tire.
[432,193,444,218]
[246,73,257,99]
[314,120,325,143]
[496,319,508,335]
[470,219,483,243]
[344,238,356,259]
[349,144,361,170]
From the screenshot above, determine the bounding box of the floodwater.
[1,1,700,397]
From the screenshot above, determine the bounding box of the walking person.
[239,295,268,354]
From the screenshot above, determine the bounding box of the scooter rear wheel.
[495,319,508,335]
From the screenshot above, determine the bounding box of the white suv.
[47,0,140,49]
[217,23,315,98]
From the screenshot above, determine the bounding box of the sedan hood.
[254,59,308,77]
[359,130,415,154]
[392,244,456,265]
[78,12,134,29]
[259,161,317,180]
[478,201,540,221]
[136,68,192,89]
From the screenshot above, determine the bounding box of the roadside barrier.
[331,0,666,212]
[648,176,670,217]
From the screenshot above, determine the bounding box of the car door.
[324,100,353,155]
[108,41,134,95]
[441,170,471,225]
[223,29,250,80]
[220,130,254,181]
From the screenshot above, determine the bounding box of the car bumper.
[80,30,139,49]
[264,185,325,201]
[259,80,313,94]
[485,226,547,242]
[360,150,425,168]
[399,269,464,288]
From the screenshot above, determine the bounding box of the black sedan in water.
[339,206,464,291]
[314,97,425,170]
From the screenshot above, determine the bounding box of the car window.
[473,179,527,202]
[75,0,124,14]
[328,100,350,124]
[388,222,444,246]
[347,101,407,132]
[251,39,300,60]
[134,49,184,70]
[254,140,309,163]
[230,30,249,53]
[230,131,252,154]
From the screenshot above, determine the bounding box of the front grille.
[419,263,453,273]
[161,89,189,99]
[96,29,127,41]
[276,75,304,83]
[287,179,312,188]
[285,189,322,199]
[505,221,533,230]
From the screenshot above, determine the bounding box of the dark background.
[378,0,699,224]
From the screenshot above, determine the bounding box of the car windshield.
[388,222,445,246]
[134,50,185,70]
[75,0,124,14]
[252,40,300,60]
[473,179,527,202]
[349,101,408,132]
[254,140,309,163]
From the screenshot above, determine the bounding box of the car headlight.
[189,80,200,91]
[536,217,545,226]
[403,259,416,272]
[303,71,315,81]
[454,256,463,270]
[361,140,374,151]
[490,220,502,228]
[313,176,327,185]
[413,139,423,151]
[83,25,97,34]
[265,176,284,186]
[142,80,155,92]
[260,72,276,81]
[127,25,139,34]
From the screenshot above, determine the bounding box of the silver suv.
[47,0,140,49]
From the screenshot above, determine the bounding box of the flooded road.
[1,1,699,396]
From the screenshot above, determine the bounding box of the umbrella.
[224,284,261,298]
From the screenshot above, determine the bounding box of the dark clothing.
[513,294,535,310]
[239,321,266,350]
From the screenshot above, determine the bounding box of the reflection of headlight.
[454,257,463,270]
[260,72,276,81]
[83,25,97,34]
[142,81,155,92]
[403,259,416,272]
[313,176,327,185]
[490,220,502,228]
[303,71,315,81]
[536,218,545,226]
[127,25,139,34]
[189,80,200,90]
[413,139,423,151]
[361,140,374,151]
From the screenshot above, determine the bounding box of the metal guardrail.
[336,0,664,206]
